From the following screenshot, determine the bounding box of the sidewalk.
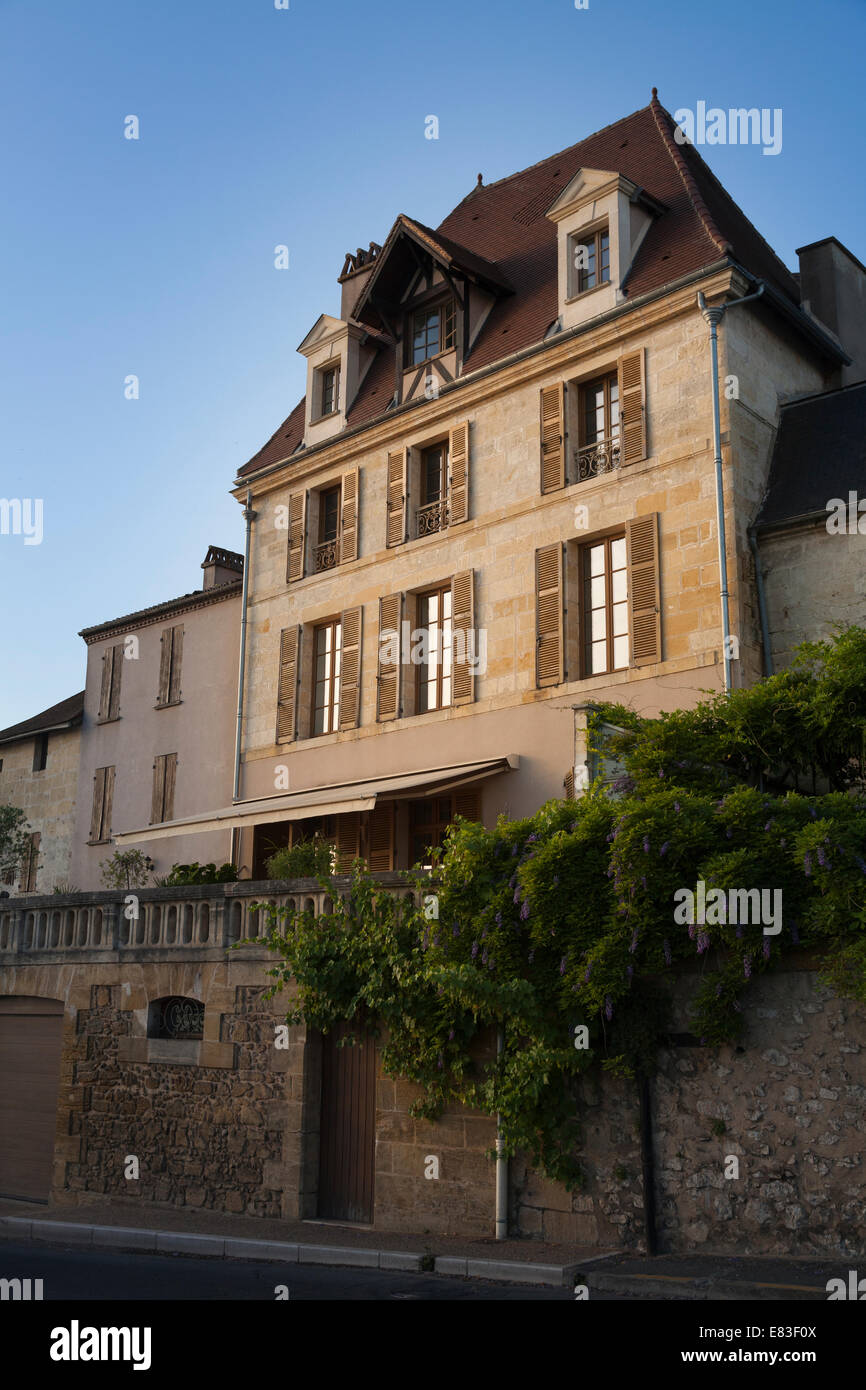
[0,1198,847,1296]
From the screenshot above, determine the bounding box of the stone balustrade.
[0,873,415,961]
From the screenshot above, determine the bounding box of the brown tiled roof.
[0,692,85,746]
[238,92,802,478]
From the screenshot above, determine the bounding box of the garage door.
[0,996,64,1202]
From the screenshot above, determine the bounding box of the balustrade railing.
[314,538,339,572]
[574,436,621,482]
[0,874,420,958]
[417,499,449,537]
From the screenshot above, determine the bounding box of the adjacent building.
[0,693,84,894]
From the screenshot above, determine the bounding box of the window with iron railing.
[575,373,620,481]
[417,441,449,537]
[315,485,341,572]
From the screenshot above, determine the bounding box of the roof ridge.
[444,100,656,208]
[649,90,731,256]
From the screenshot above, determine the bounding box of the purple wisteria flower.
[437,1056,444,1071]
[584,964,592,982]
[735,925,743,939]
[520,900,530,921]
[641,875,647,890]
[658,768,665,778]
[452,923,460,937]
[432,934,439,947]
[509,874,517,889]
[726,828,733,839]
[471,941,479,958]
[448,1028,455,1041]
[688,922,696,940]
[663,939,672,966]
[804,851,812,876]
[488,957,494,970]
[643,837,650,854]
[743,955,752,979]
[715,983,723,997]
[762,939,771,960]
[512,844,519,857]
[513,887,522,905]
[552,875,560,887]
[674,802,681,813]
[630,929,639,954]
[605,996,613,1021]
[817,847,826,867]
[697,930,709,954]
[764,820,774,831]
[528,950,535,964]
[481,950,488,965]
[559,957,567,975]
[660,842,670,857]
[527,833,539,844]
[495,912,502,928]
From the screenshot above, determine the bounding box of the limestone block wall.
[759,522,866,671]
[0,726,80,892]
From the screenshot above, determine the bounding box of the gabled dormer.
[297,314,375,448]
[546,168,665,331]
[350,215,512,406]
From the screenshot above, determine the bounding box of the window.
[151,753,177,824]
[89,766,115,844]
[156,625,184,707]
[570,227,610,296]
[576,373,620,480]
[319,364,340,418]
[411,299,456,365]
[20,831,40,892]
[316,484,341,572]
[417,585,452,713]
[582,535,628,675]
[32,733,48,772]
[147,996,204,1041]
[418,442,448,536]
[313,620,342,736]
[410,797,455,868]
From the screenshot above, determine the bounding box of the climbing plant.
[251,627,866,1189]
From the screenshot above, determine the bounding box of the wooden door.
[317,1019,376,1223]
[0,997,64,1202]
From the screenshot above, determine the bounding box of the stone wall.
[0,725,80,893]
[759,520,866,671]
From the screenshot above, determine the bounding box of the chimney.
[201,545,243,591]
[339,242,382,320]
[797,237,866,387]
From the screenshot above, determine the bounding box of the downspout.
[748,527,774,678]
[697,282,764,695]
[495,1026,508,1240]
[233,490,257,802]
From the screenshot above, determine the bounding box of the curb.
[0,1216,580,1286]
[582,1269,828,1302]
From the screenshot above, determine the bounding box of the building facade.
[0,694,83,894]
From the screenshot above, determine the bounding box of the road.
[0,1240,586,1300]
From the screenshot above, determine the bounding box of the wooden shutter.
[108,644,122,720]
[339,606,362,731]
[535,544,564,687]
[540,384,565,493]
[377,593,402,721]
[157,629,172,705]
[564,768,575,802]
[619,348,646,465]
[627,513,661,667]
[162,753,177,821]
[286,491,307,582]
[90,766,114,842]
[340,468,359,563]
[451,569,475,706]
[448,422,469,525]
[453,787,481,823]
[98,644,121,720]
[151,755,167,824]
[276,626,300,742]
[335,812,361,872]
[367,802,394,872]
[168,626,183,703]
[386,449,407,547]
[21,832,40,892]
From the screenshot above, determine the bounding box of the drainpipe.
[748,527,774,678]
[697,283,765,695]
[495,1026,508,1240]
[233,490,257,801]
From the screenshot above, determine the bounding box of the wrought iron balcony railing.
[574,437,621,482]
[315,538,339,572]
[417,499,449,537]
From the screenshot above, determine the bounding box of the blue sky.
[1,0,863,726]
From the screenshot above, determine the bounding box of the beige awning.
[113,755,518,845]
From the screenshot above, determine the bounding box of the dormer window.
[570,227,611,297]
[411,299,456,364]
[318,364,340,418]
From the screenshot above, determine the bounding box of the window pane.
[591,639,607,672]
[613,635,629,669]
[611,568,627,604]
[591,607,607,641]
[589,543,605,576]
[590,575,606,609]
[611,537,626,569]
[612,601,628,637]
